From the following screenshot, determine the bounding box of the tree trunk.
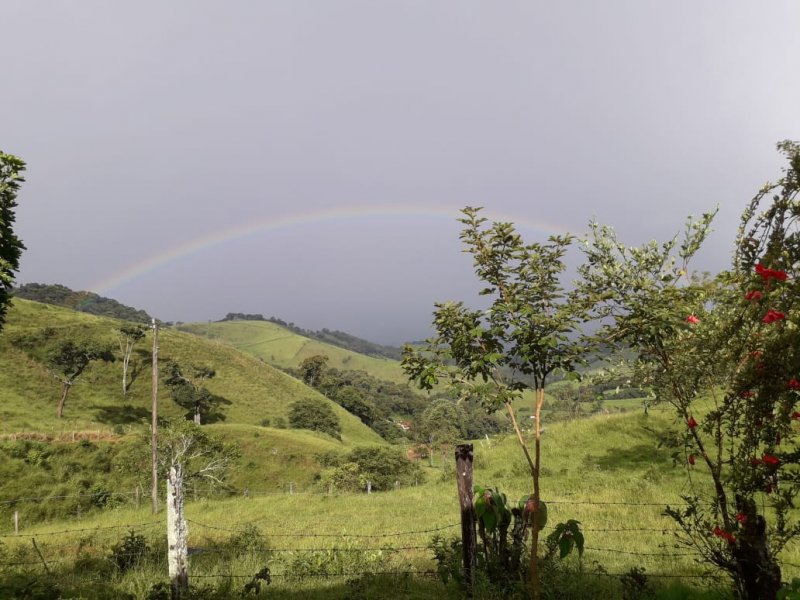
[194,404,201,425]
[167,464,189,599]
[122,350,130,395]
[529,388,545,600]
[56,382,71,418]
[733,508,782,600]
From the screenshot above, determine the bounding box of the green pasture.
[179,319,409,384]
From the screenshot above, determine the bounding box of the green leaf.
[559,536,574,558]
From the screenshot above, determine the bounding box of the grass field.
[179,319,409,384]
[3,408,799,599]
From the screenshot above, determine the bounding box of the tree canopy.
[0,152,26,332]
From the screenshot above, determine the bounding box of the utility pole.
[151,318,159,514]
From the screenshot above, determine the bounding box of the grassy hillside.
[0,299,383,445]
[5,409,798,599]
[179,319,408,384]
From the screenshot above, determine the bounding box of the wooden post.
[13,510,19,534]
[289,482,294,495]
[135,486,140,510]
[31,538,51,575]
[167,465,189,599]
[151,319,159,514]
[455,444,476,597]
[366,480,372,494]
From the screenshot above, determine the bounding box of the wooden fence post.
[14,510,19,534]
[455,444,476,597]
[366,480,372,494]
[167,465,189,599]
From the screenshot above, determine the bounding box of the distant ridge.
[219,312,402,359]
[13,282,151,323]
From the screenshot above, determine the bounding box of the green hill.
[179,319,409,384]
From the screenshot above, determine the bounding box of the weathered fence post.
[289,482,294,495]
[13,510,19,534]
[366,480,372,494]
[167,465,189,599]
[455,444,476,597]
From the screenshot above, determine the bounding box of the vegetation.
[0,151,26,332]
[288,397,342,440]
[14,282,152,323]
[403,206,593,599]
[578,141,800,599]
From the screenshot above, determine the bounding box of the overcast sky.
[4,2,800,344]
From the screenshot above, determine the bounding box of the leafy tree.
[299,354,329,387]
[47,339,114,418]
[163,362,218,425]
[115,324,147,395]
[0,152,26,332]
[415,398,463,466]
[287,397,341,440]
[403,207,592,599]
[578,141,800,600]
[317,446,421,491]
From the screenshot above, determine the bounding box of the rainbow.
[90,204,567,295]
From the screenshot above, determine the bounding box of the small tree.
[115,324,146,395]
[48,339,114,418]
[415,398,463,467]
[403,207,592,600]
[164,362,217,424]
[0,151,26,333]
[288,397,342,440]
[299,354,329,387]
[158,419,238,599]
[578,141,800,600]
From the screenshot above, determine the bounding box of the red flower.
[762,309,786,324]
[687,416,698,429]
[762,453,780,467]
[713,526,736,544]
[789,380,800,390]
[791,412,800,420]
[735,513,748,524]
[686,315,700,324]
[749,351,762,359]
[756,263,788,282]
[688,454,696,466]
[745,290,764,301]
[739,390,754,398]
[749,457,762,466]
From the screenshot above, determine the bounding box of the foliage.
[0,152,26,334]
[288,397,342,440]
[110,529,151,572]
[318,446,422,491]
[14,282,151,323]
[578,141,800,599]
[163,361,226,424]
[47,337,115,418]
[403,206,593,599]
[157,418,239,484]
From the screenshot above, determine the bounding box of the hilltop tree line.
[220,312,402,359]
[14,282,152,323]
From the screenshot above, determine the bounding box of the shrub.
[288,398,341,440]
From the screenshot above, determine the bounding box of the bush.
[288,398,341,440]
[318,447,422,492]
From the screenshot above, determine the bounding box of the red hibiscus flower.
[762,454,780,467]
[735,513,748,524]
[791,412,800,420]
[687,416,698,429]
[688,454,696,466]
[756,263,788,282]
[789,380,800,390]
[745,290,764,301]
[763,309,786,324]
[686,315,700,324]
[713,526,736,544]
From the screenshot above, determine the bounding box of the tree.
[403,207,592,600]
[157,418,238,598]
[47,339,114,418]
[578,141,800,600]
[299,354,329,387]
[415,398,462,466]
[0,152,26,333]
[164,362,217,424]
[288,397,342,440]
[115,324,147,395]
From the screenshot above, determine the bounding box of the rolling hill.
[178,319,409,384]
